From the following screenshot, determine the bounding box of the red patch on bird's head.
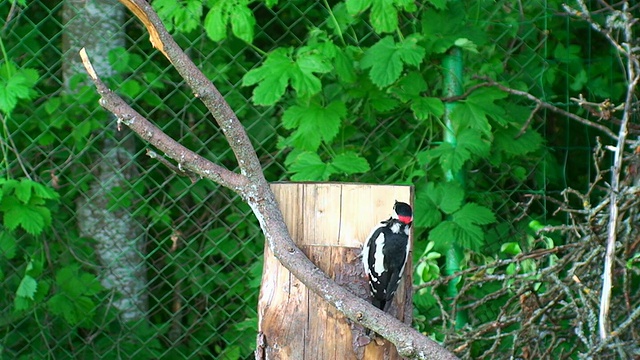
[398,215,412,224]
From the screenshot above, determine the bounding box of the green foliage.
[205,0,256,42]
[153,0,203,33]
[47,265,103,325]
[345,0,417,34]
[0,178,59,235]
[282,100,346,151]
[5,0,625,357]
[416,182,496,251]
[286,150,370,180]
[0,61,38,115]
[452,88,508,134]
[242,46,333,105]
[360,35,426,87]
[415,241,442,283]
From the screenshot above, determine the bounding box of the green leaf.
[1,198,48,235]
[48,294,94,325]
[346,0,415,33]
[204,3,228,41]
[370,0,398,33]
[414,181,464,226]
[437,182,464,214]
[345,0,371,14]
[327,3,356,39]
[421,3,486,54]
[453,202,496,226]
[361,36,426,87]
[0,231,17,259]
[17,275,37,300]
[243,47,331,105]
[429,220,456,249]
[242,48,292,105]
[390,72,428,102]
[396,34,425,66]
[153,0,202,33]
[432,219,486,251]
[414,182,442,228]
[282,101,346,151]
[56,266,102,298]
[553,43,581,63]
[493,125,543,158]
[457,128,491,157]
[333,46,356,83]
[330,152,371,175]
[288,152,331,181]
[44,97,61,115]
[0,68,39,114]
[626,253,640,270]
[426,0,447,10]
[501,242,523,256]
[454,38,478,53]
[120,80,142,99]
[424,143,467,174]
[423,128,490,174]
[14,295,31,311]
[411,97,444,120]
[290,51,332,98]
[415,182,464,227]
[107,47,130,73]
[31,181,59,201]
[452,87,508,134]
[15,179,33,203]
[229,2,256,42]
[570,68,588,91]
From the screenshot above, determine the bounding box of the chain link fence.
[2,0,636,359]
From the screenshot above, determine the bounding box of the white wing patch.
[362,238,370,275]
[373,233,386,276]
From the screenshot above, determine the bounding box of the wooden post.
[257,183,413,360]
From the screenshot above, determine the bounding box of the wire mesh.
[1,0,637,359]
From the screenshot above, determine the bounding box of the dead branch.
[562,0,640,340]
[474,76,619,141]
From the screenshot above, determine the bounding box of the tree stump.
[257,183,413,359]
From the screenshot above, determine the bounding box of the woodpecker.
[362,201,412,311]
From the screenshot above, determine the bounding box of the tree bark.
[63,0,147,322]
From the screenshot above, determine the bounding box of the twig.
[475,76,619,140]
[595,0,640,340]
[441,82,493,103]
[413,243,582,292]
[515,102,541,138]
[588,304,640,356]
[146,149,199,183]
[563,1,630,57]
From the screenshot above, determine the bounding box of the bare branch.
[572,0,640,340]
[475,76,619,140]
[79,48,249,191]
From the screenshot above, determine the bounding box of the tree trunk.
[258,183,413,359]
[63,0,147,322]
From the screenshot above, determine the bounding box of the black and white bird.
[362,201,412,311]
